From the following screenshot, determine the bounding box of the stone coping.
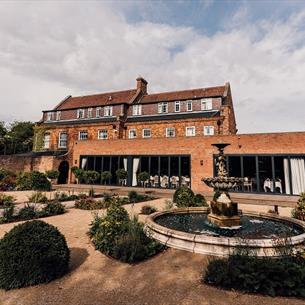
[145,207,305,251]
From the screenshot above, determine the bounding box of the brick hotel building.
[7,77,304,196]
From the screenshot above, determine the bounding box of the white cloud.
[0,1,304,133]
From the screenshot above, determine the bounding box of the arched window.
[43,133,50,149]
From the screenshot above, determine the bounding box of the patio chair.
[161,175,169,188]
[153,175,159,187]
[170,176,179,188]
[181,176,187,187]
[244,177,253,192]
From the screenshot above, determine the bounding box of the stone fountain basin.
[144,207,305,257]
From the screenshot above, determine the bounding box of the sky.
[0,0,305,133]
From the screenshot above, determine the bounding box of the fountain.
[145,143,305,257]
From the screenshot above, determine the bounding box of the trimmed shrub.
[193,194,208,207]
[0,194,15,208]
[18,204,36,220]
[28,191,48,203]
[101,171,112,184]
[16,171,51,191]
[138,171,150,186]
[173,186,195,207]
[83,170,100,185]
[116,168,127,180]
[75,198,107,210]
[45,170,59,180]
[40,202,65,217]
[204,255,305,298]
[0,220,70,290]
[141,205,157,215]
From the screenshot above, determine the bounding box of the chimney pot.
[136,76,148,94]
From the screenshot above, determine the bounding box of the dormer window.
[46,112,53,121]
[201,98,213,110]
[77,109,85,119]
[175,101,180,112]
[186,100,193,112]
[132,104,142,116]
[55,111,61,121]
[158,102,168,114]
[88,108,93,118]
[96,107,102,117]
[104,106,113,117]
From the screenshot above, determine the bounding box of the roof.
[55,89,137,110]
[139,86,226,104]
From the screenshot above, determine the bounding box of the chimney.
[136,76,148,94]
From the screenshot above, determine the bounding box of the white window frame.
[186,100,193,112]
[186,126,196,137]
[96,107,102,118]
[46,112,53,121]
[158,102,168,114]
[77,109,85,119]
[175,101,181,112]
[43,133,50,149]
[166,127,175,138]
[87,108,93,118]
[132,104,142,116]
[142,128,151,138]
[128,129,137,139]
[78,131,88,141]
[203,126,215,136]
[104,106,113,117]
[58,132,68,148]
[55,111,61,121]
[98,129,108,140]
[201,98,213,111]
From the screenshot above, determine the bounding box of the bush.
[138,171,150,186]
[83,170,100,185]
[45,170,59,180]
[0,175,16,191]
[292,193,305,220]
[40,202,65,217]
[71,167,85,183]
[193,194,208,207]
[0,203,14,223]
[0,220,70,290]
[141,205,157,215]
[173,186,195,207]
[75,198,107,210]
[0,194,15,208]
[204,255,305,298]
[28,191,48,203]
[101,171,112,184]
[18,204,36,220]
[16,171,51,191]
[116,168,127,180]
[0,168,14,181]
[128,191,151,203]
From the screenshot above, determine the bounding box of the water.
[155,213,304,239]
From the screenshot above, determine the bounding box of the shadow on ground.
[69,247,89,272]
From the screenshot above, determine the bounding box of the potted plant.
[101,171,112,185]
[71,167,84,184]
[45,170,59,185]
[138,171,150,189]
[116,168,127,186]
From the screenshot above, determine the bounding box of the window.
[129,129,137,139]
[55,111,61,121]
[58,132,68,148]
[88,108,93,118]
[104,106,113,117]
[203,126,214,135]
[175,101,181,112]
[166,127,175,137]
[158,102,168,114]
[43,133,50,149]
[78,131,88,140]
[201,98,213,110]
[77,109,85,119]
[142,128,151,138]
[186,100,193,112]
[98,129,108,140]
[46,112,53,121]
[186,126,195,137]
[132,104,142,116]
[96,107,102,117]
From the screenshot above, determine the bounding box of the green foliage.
[28,191,48,203]
[83,170,100,184]
[101,171,112,184]
[75,198,107,210]
[0,220,69,290]
[141,205,157,215]
[0,203,14,223]
[173,186,195,207]
[0,194,15,208]
[0,169,16,191]
[45,170,59,180]
[116,168,127,180]
[204,255,305,298]
[128,191,152,203]
[292,192,305,220]
[18,204,36,220]
[138,171,150,185]
[0,168,14,181]
[40,202,65,217]
[193,194,208,207]
[16,171,51,191]
[71,167,85,183]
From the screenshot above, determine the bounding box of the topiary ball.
[173,186,195,207]
[0,220,70,290]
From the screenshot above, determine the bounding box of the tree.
[138,171,150,188]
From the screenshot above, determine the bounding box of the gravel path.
[0,199,304,305]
